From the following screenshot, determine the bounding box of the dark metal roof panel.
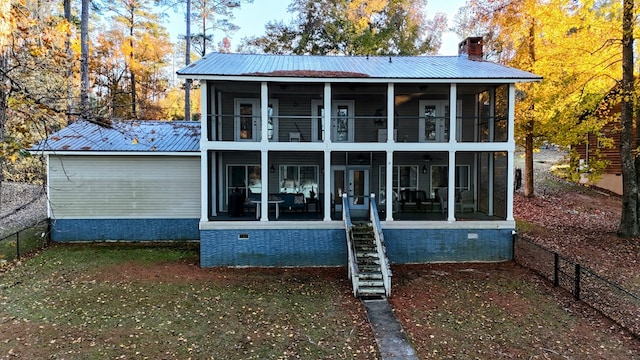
[177,53,541,81]
[31,120,201,153]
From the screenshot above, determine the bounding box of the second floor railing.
[209,114,509,144]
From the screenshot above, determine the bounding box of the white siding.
[49,155,200,219]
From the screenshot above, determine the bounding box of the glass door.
[234,99,259,141]
[331,100,354,142]
[348,168,369,210]
[311,100,324,142]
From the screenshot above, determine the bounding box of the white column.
[449,83,457,143]
[260,150,269,222]
[489,87,495,141]
[323,83,331,144]
[447,151,456,222]
[447,83,457,222]
[260,82,269,143]
[323,150,331,221]
[46,155,51,218]
[386,83,395,220]
[323,83,332,221]
[386,150,393,221]
[506,83,517,221]
[387,83,394,142]
[200,81,211,220]
[260,82,270,221]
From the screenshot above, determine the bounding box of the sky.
[164,0,467,56]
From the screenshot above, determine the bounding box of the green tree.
[106,0,169,119]
[0,0,70,183]
[240,0,445,55]
[190,0,252,56]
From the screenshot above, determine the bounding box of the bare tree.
[185,0,191,121]
[0,0,11,205]
[80,0,90,121]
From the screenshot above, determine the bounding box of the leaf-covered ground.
[514,173,640,295]
[2,153,640,358]
[391,262,640,359]
[0,245,378,359]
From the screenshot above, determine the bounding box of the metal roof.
[31,120,200,153]
[177,53,541,81]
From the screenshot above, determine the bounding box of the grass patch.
[515,219,537,233]
[0,221,48,262]
[0,244,377,359]
[2,246,639,359]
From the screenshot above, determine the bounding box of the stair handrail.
[342,193,359,297]
[369,193,392,297]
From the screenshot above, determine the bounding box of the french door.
[332,167,369,213]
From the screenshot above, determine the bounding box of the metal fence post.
[15,231,20,260]
[553,253,559,287]
[574,264,581,301]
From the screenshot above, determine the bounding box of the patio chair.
[460,189,474,213]
[437,187,447,214]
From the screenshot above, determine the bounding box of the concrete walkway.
[362,298,419,360]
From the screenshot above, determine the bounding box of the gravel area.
[0,182,47,237]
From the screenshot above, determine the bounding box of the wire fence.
[515,235,640,338]
[0,218,50,263]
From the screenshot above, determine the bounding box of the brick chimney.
[458,37,484,61]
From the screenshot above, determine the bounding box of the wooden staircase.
[351,223,386,298]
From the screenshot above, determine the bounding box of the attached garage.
[34,121,201,242]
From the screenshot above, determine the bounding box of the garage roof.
[31,120,200,153]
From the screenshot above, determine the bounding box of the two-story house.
[35,38,540,294]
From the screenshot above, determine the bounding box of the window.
[267,100,279,141]
[379,165,418,205]
[430,165,470,198]
[227,165,261,206]
[279,165,318,198]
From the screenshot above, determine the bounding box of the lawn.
[0,220,48,262]
[0,244,377,359]
[1,244,639,359]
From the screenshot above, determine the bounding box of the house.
[34,38,541,288]
[574,84,627,195]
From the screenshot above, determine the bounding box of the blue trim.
[199,227,513,267]
[384,228,513,263]
[200,229,346,267]
[51,219,200,242]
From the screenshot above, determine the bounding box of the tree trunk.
[618,0,638,237]
[523,23,536,198]
[0,52,6,207]
[80,0,90,121]
[185,0,191,121]
[129,27,137,119]
[64,0,73,123]
[523,122,534,197]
